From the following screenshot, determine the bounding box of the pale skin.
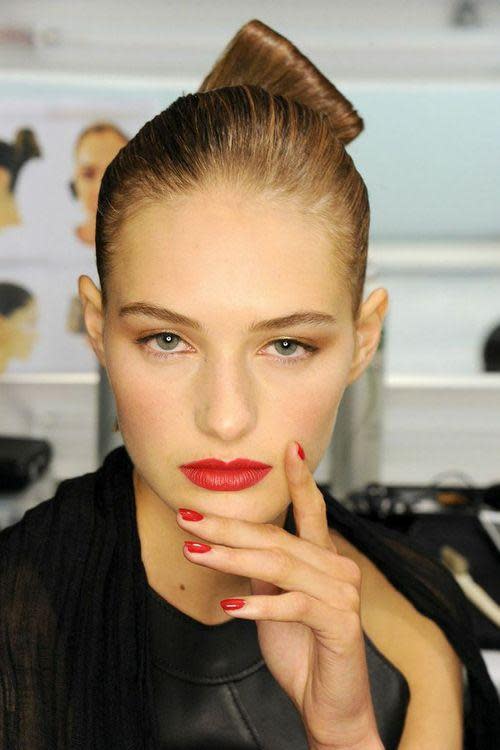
[0,165,21,228]
[72,129,126,245]
[79,186,463,748]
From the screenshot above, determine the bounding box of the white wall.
[1,0,500,78]
[1,1,499,493]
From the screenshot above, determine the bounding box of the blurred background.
[0,0,499,682]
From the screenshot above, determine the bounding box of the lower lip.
[179,466,272,491]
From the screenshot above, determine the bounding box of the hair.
[97,19,370,433]
[0,128,41,193]
[483,323,500,372]
[0,282,33,317]
[96,19,369,318]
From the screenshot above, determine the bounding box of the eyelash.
[135,332,319,366]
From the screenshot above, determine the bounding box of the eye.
[136,332,318,365]
[136,332,188,358]
[80,167,97,179]
[263,338,318,365]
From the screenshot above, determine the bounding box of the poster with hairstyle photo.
[0,85,165,375]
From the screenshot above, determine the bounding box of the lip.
[179,458,273,491]
[181,458,271,469]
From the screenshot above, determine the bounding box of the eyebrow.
[118,302,337,332]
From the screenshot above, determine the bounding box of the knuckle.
[343,608,362,636]
[290,590,309,616]
[264,521,285,539]
[219,516,232,536]
[270,546,292,578]
[339,581,361,610]
[342,557,363,588]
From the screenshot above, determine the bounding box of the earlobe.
[78,275,106,367]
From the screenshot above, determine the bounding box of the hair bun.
[14,128,42,161]
[198,18,363,145]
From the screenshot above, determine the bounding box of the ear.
[347,287,389,386]
[78,275,106,367]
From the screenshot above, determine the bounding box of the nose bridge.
[195,350,257,441]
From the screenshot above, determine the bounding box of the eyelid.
[136,330,318,363]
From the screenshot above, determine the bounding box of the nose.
[194,357,257,443]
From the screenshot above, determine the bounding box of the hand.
[176,440,383,750]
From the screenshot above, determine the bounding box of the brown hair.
[97,17,369,325]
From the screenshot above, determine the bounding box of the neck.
[0,192,21,228]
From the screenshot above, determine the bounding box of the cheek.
[295,378,344,442]
[111,373,185,435]
[104,340,186,438]
[279,354,349,458]
[265,364,346,461]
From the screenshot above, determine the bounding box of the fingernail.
[184,541,211,553]
[220,598,246,610]
[296,442,305,460]
[179,508,204,521]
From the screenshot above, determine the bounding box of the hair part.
[95,18,370,323]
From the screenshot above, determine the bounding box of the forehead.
[77,131,126,165]
[113,189,344,312]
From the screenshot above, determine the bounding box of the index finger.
[285,440,337,552]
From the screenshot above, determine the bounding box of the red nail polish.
[296,442,305,460]
[179,508,204,521]
[220,598,246,610]
[184,541,211,553]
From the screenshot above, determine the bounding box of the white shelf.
[0,372,99,385]
[385,373,500,389]
[370,242,500,272]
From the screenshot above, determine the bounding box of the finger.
[285,440,335,551]
[220,589,362,646]
[177,509,360,584]
[183,543,361,610]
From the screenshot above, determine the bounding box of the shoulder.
[0,472,99,657]
[329,527,464,747]
[0,469,97,582]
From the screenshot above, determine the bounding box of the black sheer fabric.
[0,444,499,749]
[147,503,410,750]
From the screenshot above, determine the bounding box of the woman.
[68,121,129,247]
[66,121,129,336]
[0,281,38,373]
[0,127,41,232]
[1,19,498,750]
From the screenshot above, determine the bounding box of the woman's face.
[102,187,360,523]
[0,165,11,196]
[73,130,126,215]
[0,297,38,360]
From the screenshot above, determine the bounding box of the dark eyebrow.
[118,302,337,331]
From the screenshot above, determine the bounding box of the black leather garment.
[147,504,410,750]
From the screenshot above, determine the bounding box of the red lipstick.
[179,457,272,491]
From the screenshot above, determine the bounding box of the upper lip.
[180,458,271,470]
